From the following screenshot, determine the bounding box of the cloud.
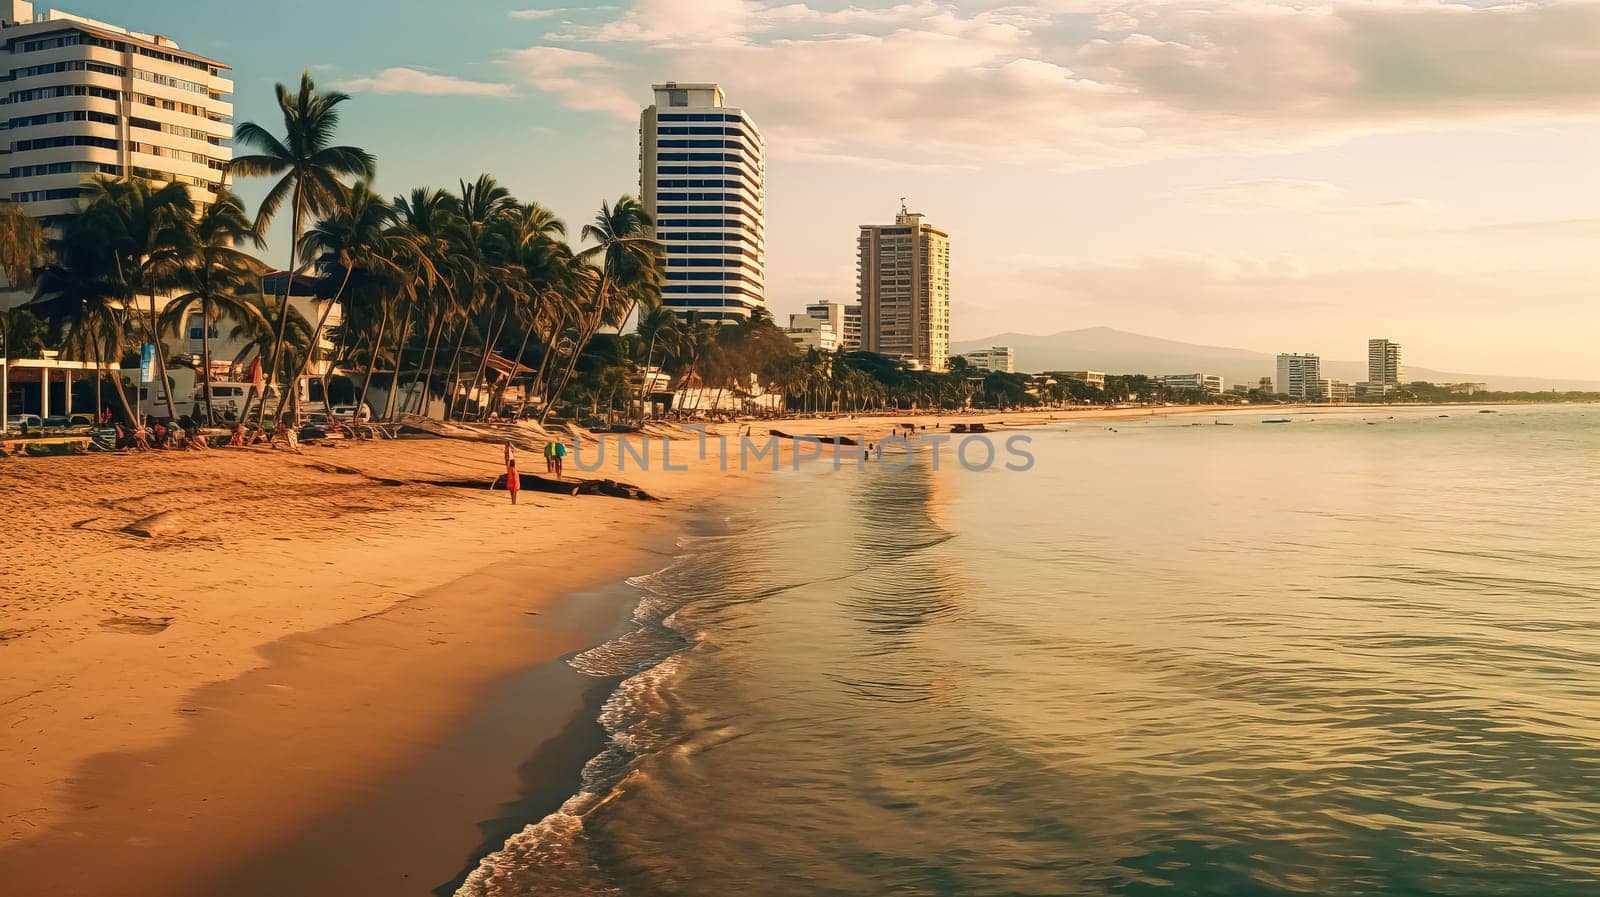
[519,0,1600,168]
[503,47,638,118]
[509,8,562,19]
[333,67,513,97]
[1183,178,1348,212]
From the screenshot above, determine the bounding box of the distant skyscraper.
[1368,339,1404,389]
[858,203,950,371]
[1275,353,1321,400]
[806,301,861,352]
[638,82,766,321]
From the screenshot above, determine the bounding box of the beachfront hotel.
[0,1,232,228]
[638,82,766,322]
[1275,352,1322,400]
[858,202,950,371]
[1367,339,1404,393]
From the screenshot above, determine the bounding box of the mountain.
[951,327,1600,392]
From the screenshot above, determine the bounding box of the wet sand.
[0,407,1231,896]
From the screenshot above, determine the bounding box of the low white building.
[804,302,860,352]
[960,346,1015,373]
[1056,370,1106,389]
[785,313,838,351]
[1157,372,1224,395]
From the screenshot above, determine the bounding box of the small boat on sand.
[1262,418,1292,424]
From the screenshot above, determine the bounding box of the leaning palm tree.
[230,71,376,426]
[281,179,402,422]
[543,196,660,422]
[632,299,682,421]
[82,176,194,420]
[0,200,46,292]
[159,191,269,423]
[392,187,462,415]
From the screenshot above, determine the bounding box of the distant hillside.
[952,327,1600,392]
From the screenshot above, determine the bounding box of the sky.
[75,0,1600,378]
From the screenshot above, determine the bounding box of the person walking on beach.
[543,440,556,474]
[504,442,520,505]
[552,439,567,479]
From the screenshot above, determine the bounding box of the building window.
[668,89,688,107]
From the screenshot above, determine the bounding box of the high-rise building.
[1367,339,1404,390]
[0,2,233,224]
[639,82,765,322]
[1275,353,1321,400]
[805,301,860,352]
[858,202,950,371]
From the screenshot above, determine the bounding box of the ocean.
[457,405,1600,897]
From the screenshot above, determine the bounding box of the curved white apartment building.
[0,1,232,223]
[639,83,765,322]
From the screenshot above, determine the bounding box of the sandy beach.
[0,406,1232,896]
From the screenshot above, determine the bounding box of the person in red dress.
[504,441,520,505]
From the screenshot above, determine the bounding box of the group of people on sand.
[501,439,568,505]
[112,415,208,452]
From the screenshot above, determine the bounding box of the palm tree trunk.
[522,308,567,417]
[381,307,415,421]
[149,292,179,421]
[201,300,214,425]
[489,317,535,420]
[253,201,304,429]
[90,326,137,426]
[271,260,353,425]
[635,334,658,423]
[541,275,609,424]
[411,312,447,416]
[442,314,475,419]
[462,304,506,421]
[354,300,391,423]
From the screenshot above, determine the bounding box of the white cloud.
[333,67,513,97]
[503,47,638,118]
[509,8,561,19]
[519,0,1600,169]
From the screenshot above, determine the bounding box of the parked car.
[5,413,43,432]
[42,415,71,429]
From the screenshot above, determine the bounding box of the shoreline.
[0,405,1232,895]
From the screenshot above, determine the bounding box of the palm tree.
[82,176,194,420]
[442,175,515,419]
[0,201,46,293]
[288,180,403,421]
[30,214,139,422]
[633,302,683,420]
[230,71,376,426]
[392,187,462,415]
[159,190,268,423]
[544,196,660,422]
[228,294,313,413]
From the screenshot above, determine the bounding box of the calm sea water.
[459,405,1600,897]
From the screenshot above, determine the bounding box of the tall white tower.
[639,83,766,322]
